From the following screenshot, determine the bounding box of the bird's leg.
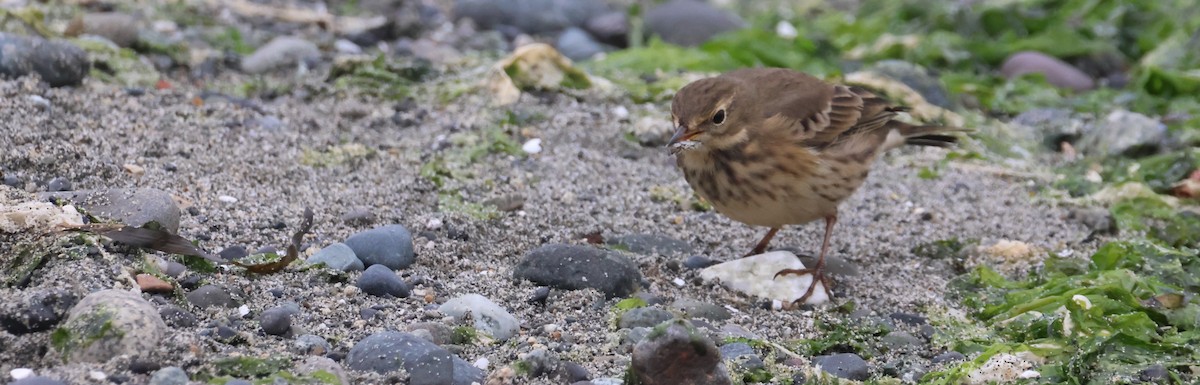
[773,214,838,304]
[743,227,780,257]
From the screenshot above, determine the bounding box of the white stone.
[698,251,829,305]
[89,371,107,380]
[473,357,490,370]
[10,368,33,380]
[217,195,238,203]
[522,138,542,154]
[775,20,798,39]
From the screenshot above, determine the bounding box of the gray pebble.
[931,351,965,364]
[607,233,694,256]
[814,353,870,381]
[306,242,365,272]
[259,306,294,336]
[670,299,731,321]
[617,307,674,329]
[564,361,591,382]
[59,289,168,364]
[453,356,486,385]
[293,334,332,356]
[8,377,68,385]
[585,11,628,47]
[513,244,642,299]
[186,285,238,308]
[346,331,454,383]
[340,207,376,226]
[39,188,181,233]
[356,264,411,298]
[0,33,90,87]
[644,0,744,47]
[556,27,605,61]
[241,36,320,74]
[149,366,188,385]
[45,177,71,192]
[345,224,416,269]
[0,289,76,334]
[682,255,718,269]
[438,294,520,341]
[297,356,351,385]
[628,319,730,384]
[158,305,198,328]
[1078,109,1166,157]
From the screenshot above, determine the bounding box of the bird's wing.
[728,69,901,148]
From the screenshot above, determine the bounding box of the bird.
[667,67,966,305]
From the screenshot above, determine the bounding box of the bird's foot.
[773,266,834,305]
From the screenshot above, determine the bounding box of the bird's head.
[668,76,756,155]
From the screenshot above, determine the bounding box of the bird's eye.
[712,109,726,125]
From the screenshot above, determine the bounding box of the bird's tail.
[882,109,970,150]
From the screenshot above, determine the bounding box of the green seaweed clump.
[929,240,1200,383]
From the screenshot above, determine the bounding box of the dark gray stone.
[344,224,415,269]
[670,299,731,321]
[617,307,674,329]
[346,331,454,385]
[186,285,238,308]
[40,188,182,233]
[259,306,294,336]
[452,0,609,35]
[719,342,764,371]
[585,11,628,47]
[814,353,870,381]
[682,255,718,269]
[8,377,68,385]
[452,356,485,385]
[149,366,188,385]
[158,305,197,328]
[45,177,71,192]
[564,361,591,382]
[644,0,744,47]
[514,244,643,298]
[931,351,965,364]
[0,289,76,334]
[0,33,90,87]
[556,27,604,61]
[356,264,411,298]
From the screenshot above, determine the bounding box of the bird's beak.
[667,125,700,146]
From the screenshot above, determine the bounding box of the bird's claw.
[774,267,834,306]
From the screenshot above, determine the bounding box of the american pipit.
[668,67,966,304]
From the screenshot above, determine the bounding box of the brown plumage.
[667,67,966,305]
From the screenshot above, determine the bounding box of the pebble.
[522,138,543,154]
[513,244,643,299]
[889,312,928,326]
[344,224,416,269]
[241,36,321,74]
[297,356,351,385]
[9,368,33,380]
[880,331,924,352]
[630,116,673,147]
[1139,364,1168,382]
[452,0,609,35]
[814,353,870,381]
[160,260,187,277]
[1009,107,1083,148]
[217,195,238,203]
[0,33,90,87]
[522,348,561,377]
[293,334,332,356]
[607,233,694,256]
[585,11,628,47]
[628,319,731,384]
[148,367,188,385]
[453,356,486,385]
[869,60,953,108]
[670,299,731,322]
[0,289,76,334]
[1000,51,1095,91]
[698,251,830,305]
[45,177,72,192]
[1077,109,1167,157]
[64,12,140,47]
[682,255,718,269]
[555,27,605,61]
[617,307,674,329]
[932,351,966,364]
[2,173,21,188]
[186,285,239,308]
[408,322,455,345]
[527,286,551,305]
[306,242,365,272]
[136,274,174,294]
[356,264,411,298]
[8,377,67,385]
[158,305,197,328]
[259,306,294,336]
[58,289,167,363]
[39,188,182,233]
[129,357,160,374]
[564,362,591,382]
[1068,207,1117,235]
[439,294,520,341]
[719,342,764,371]
[218,245,249,260]
[643,0,744,46]
[346,331,455,383]
[340,207,376,226]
